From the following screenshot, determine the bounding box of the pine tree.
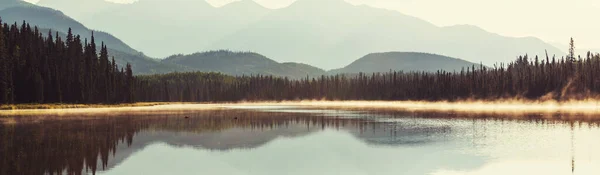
[569,37,576,62]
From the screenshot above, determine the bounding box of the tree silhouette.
[0,21,133,104]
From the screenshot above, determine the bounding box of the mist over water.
[2,106,600,175]
[6,100,600,117]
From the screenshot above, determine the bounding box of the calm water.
[1,107,600,175]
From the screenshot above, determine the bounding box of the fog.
[23,0,600,51]
[6,100,600,117]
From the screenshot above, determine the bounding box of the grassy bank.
[0,102,182,110]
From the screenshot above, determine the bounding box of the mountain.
[329,52,478,74]
[0,0,34,10]
[37,0,563,69]
[33,0,563,70]
[209,0,564,69]
[77,0,270,58]
[162,50,326,79]
[282,62,328,77]
[108,49,196,75]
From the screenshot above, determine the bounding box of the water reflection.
[1,108,600,175]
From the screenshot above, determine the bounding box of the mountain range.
[1,0,564,78]
[36,0,564,70]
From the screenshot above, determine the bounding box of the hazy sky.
[23,0,600,50]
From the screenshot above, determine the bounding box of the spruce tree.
[569,37,576,62]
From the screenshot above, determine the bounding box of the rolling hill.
[329,52,479,74]
[162,50,326,79]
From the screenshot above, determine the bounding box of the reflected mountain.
[0,109,468,175]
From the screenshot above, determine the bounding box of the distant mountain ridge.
[1,3,480,78]
[164,50,480,78]
[66,0,270,59]
[0,0,34,10]
[208,0,564,69]
[329,52,478,74]
[37,0,564,69]
[2,0,554,78]
[330,51,482,75]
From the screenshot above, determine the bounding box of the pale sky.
[23,0,600,50]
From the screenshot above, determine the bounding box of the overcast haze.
[22,0,600,51]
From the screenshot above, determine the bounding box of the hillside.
[162,50,326,79]
[0,4,137,54]
[108,49,196,75]
[0,2,189,75]
[35,28,193,75]
[0,0,34,10]
[329,52,478,74]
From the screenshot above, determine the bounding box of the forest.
[136,39,600,102]
[0,20,134,104]
[1,21,600,104]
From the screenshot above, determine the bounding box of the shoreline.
[2,100,600,116]
[0,103,223,116]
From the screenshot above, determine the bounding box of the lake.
[1,106,600,175]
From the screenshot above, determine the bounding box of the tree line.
[0,20,134,104]
[135,49,600,102]
[2,20,600,104]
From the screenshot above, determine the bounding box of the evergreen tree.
[0,21,133,104]
[0,19,8,104]
[569,37,576,62]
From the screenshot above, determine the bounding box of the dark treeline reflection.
[1,110,598,175]
[0,110,389,175]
